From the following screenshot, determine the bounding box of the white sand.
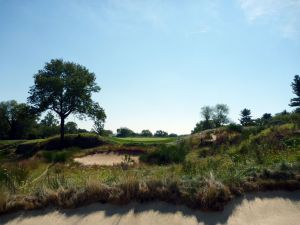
[1,191,300,225]
[74,153,139,166]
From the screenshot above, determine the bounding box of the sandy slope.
[74,153,139,166]
[1,191,300,225]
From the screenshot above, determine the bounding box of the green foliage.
[290,75,300,111]
[191,120,215,134]
[140,130,153,137]
[154,130,168,137]
[28,59,106,142]
[0,164,28,193]
[65,121,78,134]
[42,151,70,163]
[192,104,229,134]
[40,112,59,127]
[116,127,135,137]
[0,100,38,139]
[92,119,105,135]
[239,108,254,126]
[227,123,243,133]
[110,137,175,146]
[235,124,296,163]
[213,104,229,127]
[140,142,189,165]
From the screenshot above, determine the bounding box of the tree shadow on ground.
[1,191,300,225]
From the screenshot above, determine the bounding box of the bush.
[42,151,70,163]
[140,143,189,165]
[227,123,243,133]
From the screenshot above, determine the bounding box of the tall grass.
[0,164,28,193]
[42,151,70,163]
[140,142,189,165]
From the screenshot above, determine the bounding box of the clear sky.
[0,0,299,134]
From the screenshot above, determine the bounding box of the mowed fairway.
[111,137,177,145]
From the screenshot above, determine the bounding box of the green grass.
[1,122,300,213]
[0,140,27,149]
[110,137,177,145]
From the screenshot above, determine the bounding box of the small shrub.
[227,123,243,133]
[42,151,69,163]
[140,143,188,165]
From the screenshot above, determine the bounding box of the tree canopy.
[239,108,253,126]
[154,130,168,137]
[28,59,106,143]
[290,75,300,112]
[141,130,153,137]
[116,127,135,137]
[0,100,37,139]
[213,104,229,127]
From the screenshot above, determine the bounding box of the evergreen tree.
[290,75,300,112]
[240,108,253,126]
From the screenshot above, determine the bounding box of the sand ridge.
[1,191,300,225]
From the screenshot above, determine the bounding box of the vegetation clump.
[140,142,189,165]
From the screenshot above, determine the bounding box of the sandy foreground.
[1,191,300,225]
[74,153,139,166]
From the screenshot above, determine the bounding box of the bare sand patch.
[1,191,300,225]
[74,153,139,166]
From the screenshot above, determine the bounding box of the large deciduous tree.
[28,59,106,144]
[290,75,300,112]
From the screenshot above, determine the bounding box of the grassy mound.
[16,134,106,156]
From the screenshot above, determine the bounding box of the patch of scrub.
[74,153,139,166]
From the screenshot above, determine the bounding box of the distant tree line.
[191,74,300,134]
[116,127,177,138]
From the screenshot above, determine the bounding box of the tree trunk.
[60,117,65,147]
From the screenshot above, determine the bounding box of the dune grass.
[0,124,300,214]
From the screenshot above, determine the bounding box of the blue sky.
[0,0,299,134]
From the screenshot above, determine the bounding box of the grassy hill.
[0,115,300,214]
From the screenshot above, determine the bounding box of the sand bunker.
[1,191,300,225]
[74,153,139,166]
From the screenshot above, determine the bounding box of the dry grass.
[0,176,300,215]
[196,173,232,210]
[0,191,8,212]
